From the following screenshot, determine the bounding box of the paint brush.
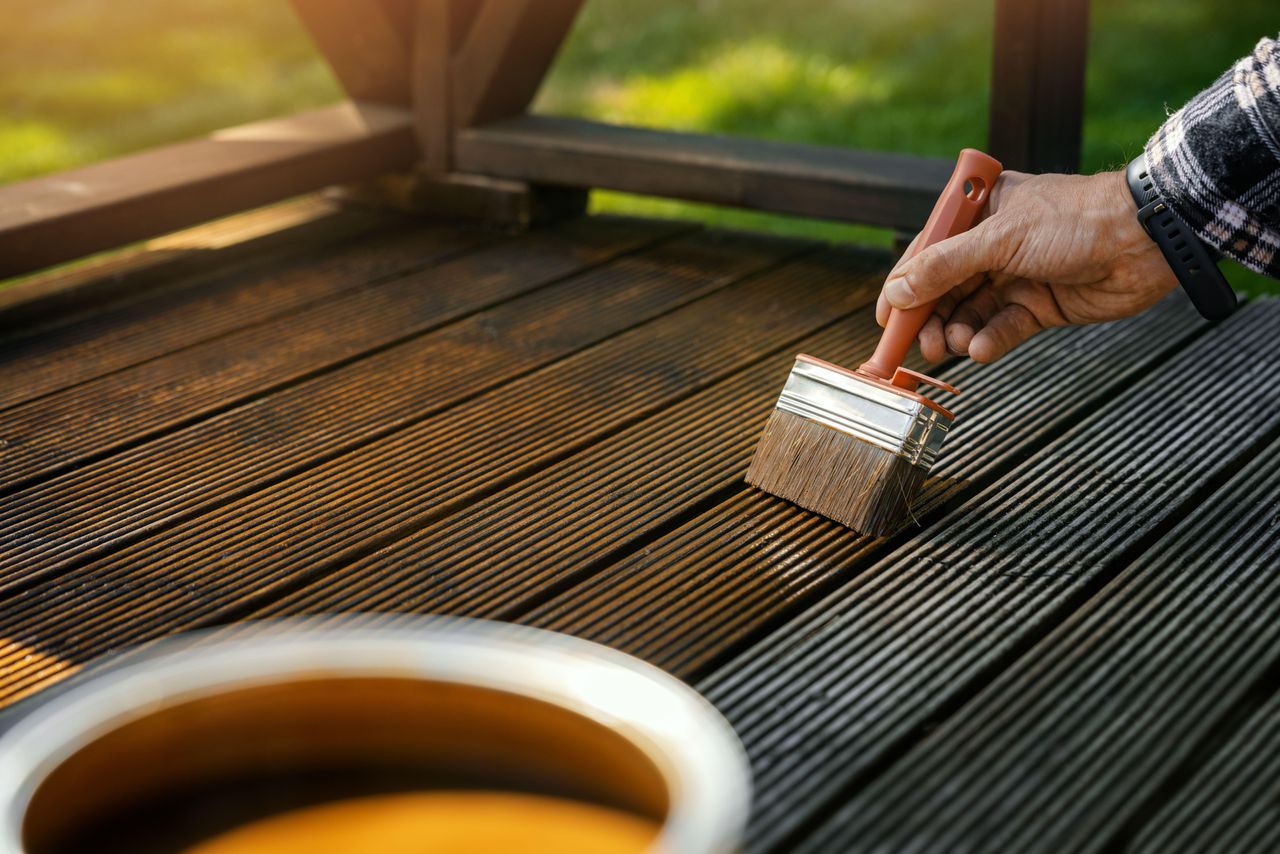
[745,148,1002,535]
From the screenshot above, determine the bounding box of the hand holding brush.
[746,149,1002,536]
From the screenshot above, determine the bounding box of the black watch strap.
[1126,153,1237,320]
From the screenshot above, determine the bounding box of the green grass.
[2,0,1275,293]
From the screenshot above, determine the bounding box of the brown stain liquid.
[183,791,659,854]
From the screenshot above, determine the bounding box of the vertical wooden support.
[288,0,413,105]
[411,0,484,171]
[988,0,1090,173]
[450,0,584,129]
[298,0,587,225]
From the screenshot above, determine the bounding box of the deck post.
[298,0,586,226]
[988,0,1090,174]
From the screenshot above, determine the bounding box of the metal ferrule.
[776,358,952,467]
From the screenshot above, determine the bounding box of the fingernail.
[884,276,915,307]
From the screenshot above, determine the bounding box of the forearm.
[1144,35,1280,277]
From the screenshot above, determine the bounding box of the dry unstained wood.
[801,433,1280,852]
[698,301,1280,852]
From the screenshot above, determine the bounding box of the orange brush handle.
[860,148,1003,379]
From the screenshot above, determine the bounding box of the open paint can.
[0,618,750,853]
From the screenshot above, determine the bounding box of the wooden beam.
[0,102,416,279]
[455,115,954,231]
[988,0,1090,173]
[451,0,583,128]
[290,0,413,105]
[411,0,484,170]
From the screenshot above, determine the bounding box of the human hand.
[876,169,1180,363]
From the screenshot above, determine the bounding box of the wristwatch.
[1126,153,1237,320]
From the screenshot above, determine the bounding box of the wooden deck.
[3,198,1278,851]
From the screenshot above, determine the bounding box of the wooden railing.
[0,0,1088,280]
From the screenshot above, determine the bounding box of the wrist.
[1122,153,1237,320]
[1100,169,1152,255]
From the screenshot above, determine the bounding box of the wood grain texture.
[518,295,1206,677]
[700,300,1280,852]
[0,218,672,492]
[0,102,416,278]
[0,196,352,332]
[456,116,954,231]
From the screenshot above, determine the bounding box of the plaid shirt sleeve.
[1144,35,1280,278]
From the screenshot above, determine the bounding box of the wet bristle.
[745,408,927,536]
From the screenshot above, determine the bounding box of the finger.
[944,281,1001,355]
[883,216,1013,310]
[878,232,923,326]
[968,303,1043,363]
[918,312,949,363]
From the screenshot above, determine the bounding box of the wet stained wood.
[0,216,684,490]
[0,224,789,589]
[0,230,852,704]
[0,195,358,332]
[0,206,474,411]
[1,213,1277,853]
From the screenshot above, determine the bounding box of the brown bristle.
[745,408,927,536]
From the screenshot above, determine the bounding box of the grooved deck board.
[0,226,792,594]
[0,195,358,333]
[0,211,476,412]
[519,294,1205,675]
[0,230,859,704]
[696,300,1280,852]
[0,216,684,490]
[1133,689,1280,853]
[799,433,1280,853]
[1,212,1273,850]
[242,254,901,622]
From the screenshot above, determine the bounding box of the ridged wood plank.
[798,432,1280,852]
[697,299,1280,852]
[0,227,782,592]
[0,195,357,333]
[521,294,1205,676]
[0,215,480,411]
[0,230,846,706]
[0,217,684,490]
[1133,688,1280,853]
[241,257,899,621]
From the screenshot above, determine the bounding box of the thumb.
[882,217,1009,309]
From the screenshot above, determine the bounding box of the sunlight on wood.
[0,638,74,709]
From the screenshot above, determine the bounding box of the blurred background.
[3,0,1274,292]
